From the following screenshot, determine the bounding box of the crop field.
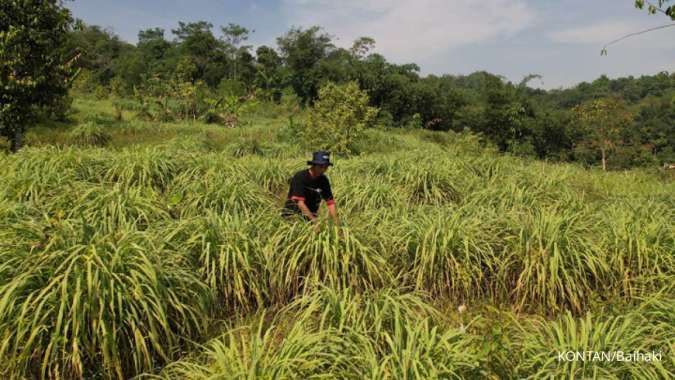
[0,99,673,379]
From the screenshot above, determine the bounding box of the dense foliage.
[0,0,73,151]
[1,99,673,378]
[58,17,674,169]
[2,2,672,378]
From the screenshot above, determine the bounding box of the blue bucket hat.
[307,151,333,166]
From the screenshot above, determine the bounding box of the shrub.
[403,113,423,130]
[305,81,378,154]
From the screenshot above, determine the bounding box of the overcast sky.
[65,0,675,89]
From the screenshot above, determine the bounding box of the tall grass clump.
[65,184,170,232]
[160,316,353,379]
[397,162,462,205]
[162,288,484,379]
[512,311,672,379]
[0,224,212,379]
[68,122,111,147]
[163,212,270,313]
[636,286,675,344]
[374,316,482,379]
[507,205,609,314]
[101,147,178,191]
[286,286,483,378]
[235,157,300,196]
[287,286,440,335]
[333,174,407,215]
[0,147,79,204]
[402,208,503,301]
[166,168,270,217]
[267,224,389,302]
[602,199,674,296]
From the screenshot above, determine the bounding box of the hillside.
[0,98,673,379]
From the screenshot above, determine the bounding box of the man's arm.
[296,200,317,222]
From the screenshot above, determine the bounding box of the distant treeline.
[67,20,674,169]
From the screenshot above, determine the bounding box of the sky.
[64,0,675,89]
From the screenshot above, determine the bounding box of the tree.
[138,28,171,62]
[350,37,375,59]
[277,26,334,104]
[66,21,132,85]
[254,45,284,101]
[634,0,674,19]
[221,23,252,82]
[1,0,73,151]
[305,81,378,154]
[574,98,634,171]
[172,21,227,87]
[474,75,535,152]
[633,95,675,164]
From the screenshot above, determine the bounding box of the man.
[282,151,338,225]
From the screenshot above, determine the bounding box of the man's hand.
[297,200,316,221]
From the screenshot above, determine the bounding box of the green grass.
[0,96,673,379]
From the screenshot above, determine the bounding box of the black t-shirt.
[284,169,334,215]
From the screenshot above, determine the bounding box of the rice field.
[0,100,673,379]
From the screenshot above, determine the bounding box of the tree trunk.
[601,147,606,171]
[11,128,24,152]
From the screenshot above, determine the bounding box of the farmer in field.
[282,151,339,225]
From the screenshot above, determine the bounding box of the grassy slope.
[0,97,673,379]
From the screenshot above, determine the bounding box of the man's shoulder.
[291,169,310,182]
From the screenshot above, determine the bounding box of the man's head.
[307,151,332,172]
[310,163,330,176]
